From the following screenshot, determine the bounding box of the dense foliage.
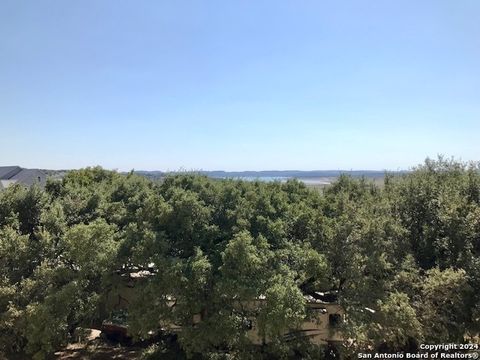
[0,158,479,359]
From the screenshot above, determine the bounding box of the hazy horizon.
[1,163,420,173]
[0,155,472,173]
[1,1,479,171]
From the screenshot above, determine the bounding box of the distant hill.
[133,169,408,186]
[198,170,394,178]
[15,168,409,186]
[135,170,402,177]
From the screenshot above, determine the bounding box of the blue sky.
[1,1,479,171]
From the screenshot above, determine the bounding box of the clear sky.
[1,1,479,171]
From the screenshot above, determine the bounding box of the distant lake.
[215,176,334,185]
[134,170,395,186]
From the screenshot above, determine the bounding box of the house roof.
[0,166,22,179]
[0,166,46,188]
[10,169,45,186]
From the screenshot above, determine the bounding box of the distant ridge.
[200,170,393,178]
[7,168,409,184]
[134,169,406,179]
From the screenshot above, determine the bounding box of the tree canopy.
[1,158,479,359]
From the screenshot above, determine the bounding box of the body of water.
[216,176,333,185]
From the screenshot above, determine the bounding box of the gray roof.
[10,169,45,186]
[0,166,46,188]
[0,166,22,179]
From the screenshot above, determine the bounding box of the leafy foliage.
[1,158,479,358]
